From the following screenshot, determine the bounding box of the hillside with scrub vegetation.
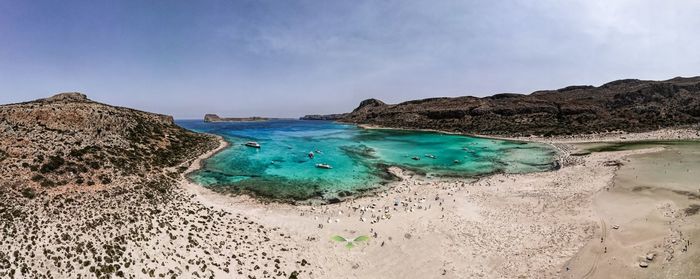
[0,93,309,279]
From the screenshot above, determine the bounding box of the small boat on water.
[245,141,261,148]
[425,154,436,159]
[411,156,420,161]
[308,152,314,159]
[315,163,332,169]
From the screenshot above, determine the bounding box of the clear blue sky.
[1,0,699,118]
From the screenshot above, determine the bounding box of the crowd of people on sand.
[328,183,453,220]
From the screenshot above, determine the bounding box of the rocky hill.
[342,77,700,136]
[0,93,306,279]
[0,92,217,193]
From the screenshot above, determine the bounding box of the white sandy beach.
[176,129,700,278]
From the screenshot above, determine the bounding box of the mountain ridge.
[341,76,700,136]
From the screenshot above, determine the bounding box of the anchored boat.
[315,163,332,169]
[245,141,261,148]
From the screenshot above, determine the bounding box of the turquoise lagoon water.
[177,120,557,201]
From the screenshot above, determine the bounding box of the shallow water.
[177,120,557,201]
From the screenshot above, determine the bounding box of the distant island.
[299,113,348,120]
[204,114,270,122]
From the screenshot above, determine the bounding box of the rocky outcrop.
[342,77,700,136]
[204,114,222,122]
[351,98,386,114]
[42,92,89,102]
[299,113,348,120]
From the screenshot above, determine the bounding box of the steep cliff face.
[342,77,700,136]
[0,92,217,192]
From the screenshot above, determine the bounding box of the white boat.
[425,154,436,159]
[315,163,332,169]
[245,141,261,148]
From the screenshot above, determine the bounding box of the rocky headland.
[0,93,310,278]
[341,77,700,136]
